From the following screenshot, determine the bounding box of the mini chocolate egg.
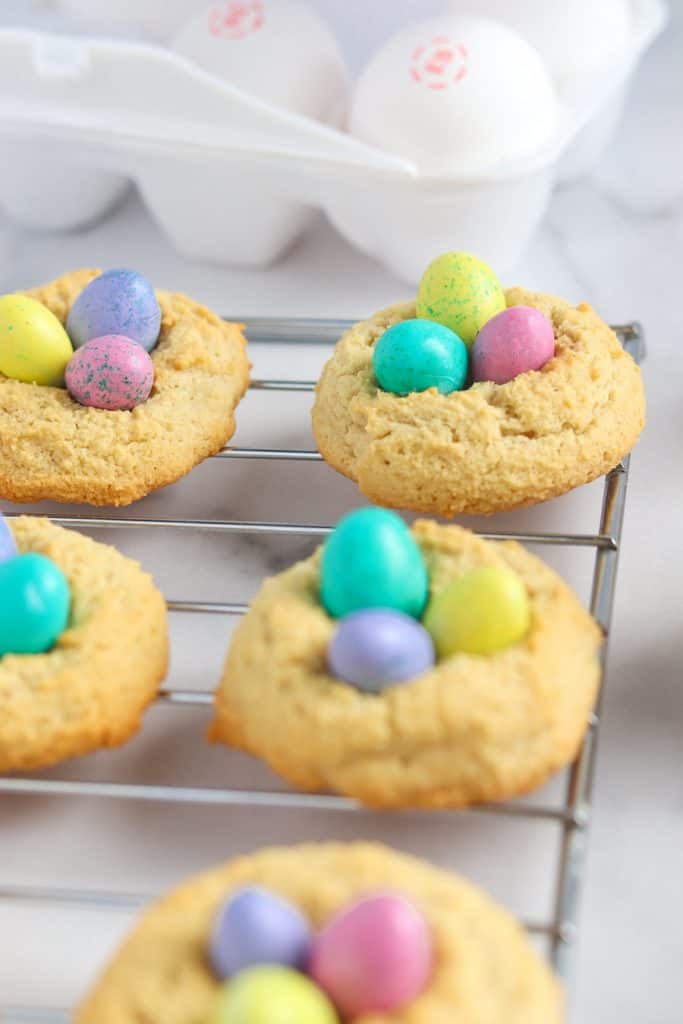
[472,305,555,384]
[0,294,73,386]
[373,319,468,396]
[309,893,432,1017]
[423,566,531,657]
[209,886,312,980]
[416,252,506,347]
[320,509,428,620]
[207,966,339,1024]
[328,609,435,692]
[0,512,17,565]
[67,269,161,352]
[0,553,71,657]
[65,335,154,411]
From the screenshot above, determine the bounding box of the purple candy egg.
[67,269,161,352]
[209,886,312,980]
[0,512,18,565]
[328,608,435,693]
[65,335,154,411]
[472,305,555,385]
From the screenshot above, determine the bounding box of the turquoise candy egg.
[0,553,71,656]
[372,319,468,396]
[320,508,428,619]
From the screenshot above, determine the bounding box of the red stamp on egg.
[410,36,468,89]
[208,1,265,40]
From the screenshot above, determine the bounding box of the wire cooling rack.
[0,318,644,1024]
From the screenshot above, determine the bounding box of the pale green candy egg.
[206,966,339,1024]
[0,294,73,386]
[416,252,506,347]
[423,566,530,657]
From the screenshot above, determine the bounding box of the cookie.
[75,842,563,1023]
[0,517,168,772]
[0,269,250,506]
[211,520,601,809]
[311,289,645,516]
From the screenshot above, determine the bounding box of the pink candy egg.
[65,334,154,411]
[471,305,555,385]
[308,893,432,1016]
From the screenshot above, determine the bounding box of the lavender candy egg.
[209,886,313,980]
[472,305,555,385]
[65,335,154,411]
[328,608,435,693]
[67,269,161,352]
[0,512,18,565]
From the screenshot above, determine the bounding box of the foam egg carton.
[0,1,666,282]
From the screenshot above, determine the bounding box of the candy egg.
[373,319,468,396]
[320,509,428,620]
[0,294,73,386]
[65,335,154,411]
[423,566,530,657]
[207,966,339,1024]
[472,305,555,385]
[309,893,432,1016]
[66,269,161,352]
[0,512,17,565]
[328,609,435,693]
[417,252,506,347]
[0,553,71,657]
[209,886,312,980]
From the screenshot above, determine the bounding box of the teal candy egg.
[0,553,71,656]
[373,319,468,396]
[320,508,428,619]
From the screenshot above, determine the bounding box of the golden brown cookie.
[0,517,168,772]
[0,269,250,506]
[76,842,562,1024]
[312,289,645,516]
[211,520,601,809]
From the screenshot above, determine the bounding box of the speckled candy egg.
[309,893,433,1017]
[424,566,531,657]
[328,609,435,692]
[66,269,161,352]
[0,553,71,656]
[416,252,506,347]
[65,335,154,411]
[320,509,428,620]
[0,294,73,386]
[0,513,17,565]
[373,319,468,396]
[209,886,312,980]
[206,966,339,1024]
[472,305,555,384]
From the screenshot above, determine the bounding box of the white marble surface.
[1,3,683,1022]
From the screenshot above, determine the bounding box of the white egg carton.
[0,0,666,282]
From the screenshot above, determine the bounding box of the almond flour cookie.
[0,269,249,506]
[75,842,563,1024]
[211,520,601,809]
[0,517,168,772]
[312,289,645,516]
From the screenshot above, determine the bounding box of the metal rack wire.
[0,319,644,1024]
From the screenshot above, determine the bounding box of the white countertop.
[1,6,682,1023]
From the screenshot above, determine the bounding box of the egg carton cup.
[0,0,666,282]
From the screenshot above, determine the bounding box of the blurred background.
[1,2,682,1022]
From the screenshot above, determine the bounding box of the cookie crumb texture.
[211,521,601,808]
[312,289,645,515]
[0,269,250,506]
[0,517,168,772]
[75,843,563,1024]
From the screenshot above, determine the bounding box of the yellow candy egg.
[0,295,73,386]
[423,566,530,657]
[416,252,506,347]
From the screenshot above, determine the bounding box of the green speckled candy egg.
[416,252,506,347]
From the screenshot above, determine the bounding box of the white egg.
[349,14,560,178]
[59,0,204,41]
[446,0,633,87]
[171,0,348,124]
